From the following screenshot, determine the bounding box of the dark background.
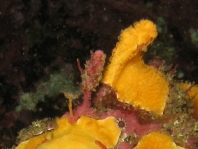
[0,0,198,147]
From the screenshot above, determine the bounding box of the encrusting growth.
[102,19,169,115]
[179,82,198,118]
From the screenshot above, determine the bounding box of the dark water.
[0,0,198,147]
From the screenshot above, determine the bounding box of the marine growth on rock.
[15,20,198,149]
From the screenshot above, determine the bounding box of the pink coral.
[80,50,106,91]
[67,50,106,122]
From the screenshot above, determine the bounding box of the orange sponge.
[102,20,169,115]
[16,116,121,149]
[134,132,183,149]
